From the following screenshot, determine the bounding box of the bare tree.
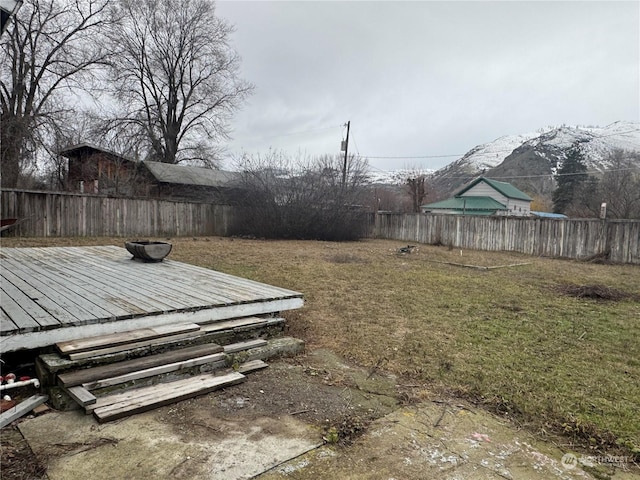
[232,152,370,241]
[394,167,432,213]
[597,150,640,219]
[106,0,253,167]
[0,0,112,188]
[566,150,640,219]
[405,175,429,213]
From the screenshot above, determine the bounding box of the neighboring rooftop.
[142,161,241,188]
[422,196,508,215]
[58,143,137,163]
[531,211,568,219]
[59,142,241,189]
[456,177,533,201]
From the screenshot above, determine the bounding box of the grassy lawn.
[3,236,639,457]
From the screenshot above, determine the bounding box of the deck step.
[92,371,246,423]
[56,323,201,356]
[237,359,269,374]
[84,356,268,415]
[49,317,283,366]
[65,386,97,407]
[81,352,227,391]
[61,317,272,361]
[79,340,271,395]
[66,330,205,361]
[57,343,224,387]
[223,338,268,353]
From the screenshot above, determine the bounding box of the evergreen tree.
[552,143,588,214]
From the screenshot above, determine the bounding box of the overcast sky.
[216,1,639,172]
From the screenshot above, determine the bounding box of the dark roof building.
[59,143,243,202]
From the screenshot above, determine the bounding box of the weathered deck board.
[0,308,17,332]
[1,267,77,321]
[0,246,304,352]
[7,248,182,311]
[57,323,201,355]
[39,247,247,306]
[6,253,174,314]
[57,343,224,387]
[89,246,277,302]
[1,278,60,329]
[92,372,246,423]
[1,253,113,321]
[0,289,41,332]
[2,254,134,318]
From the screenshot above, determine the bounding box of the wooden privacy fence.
[1,189,234,237]
[373,213,640,264]
[2,190,639,264]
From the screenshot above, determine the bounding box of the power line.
[367,167,639,182]
[361,153,464,159]
[350,130,361,156]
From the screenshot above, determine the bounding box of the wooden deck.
[0,246,303,352]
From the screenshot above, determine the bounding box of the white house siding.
[460,182,531,216]
[509,198,530,216]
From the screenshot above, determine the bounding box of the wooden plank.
[0,275,60,328]
[57,343,224,387]
[237,359,268,374]
[50,247,239,307]
[0,395,49,429]
[223,339,268,354]
[65,386,96,406]
[156,259,298,299]
[1,267,72,325]
[0,255,104,324]
[5,249,182,313]
[87,246,299,302]
[82,352,227,392]
[1,253,131,319]
[57,323,201,355]
[0,288,40,332]
[199,316,268,332]
[0,308,18,334]
[68,329,204,361]
[31,246,187,310]
[92,372,245,423]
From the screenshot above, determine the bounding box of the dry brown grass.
[2,235,640,458]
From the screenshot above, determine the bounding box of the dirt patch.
[554,284,636,301]
[0,427,47,480]
[156,350,399,446]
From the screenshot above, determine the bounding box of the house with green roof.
[421,177,532,216]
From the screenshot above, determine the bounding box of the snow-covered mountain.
[431,121,640,197]
[366,168,434,185]
[519,121,640,172]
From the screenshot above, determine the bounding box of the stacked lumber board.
[37,315,304,421]
[56,323,202,360]
[87,360,269,423]
[55,339,270,423]
[49,320,285,422]
[54,317,281,362]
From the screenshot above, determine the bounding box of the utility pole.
[341,120,350,185]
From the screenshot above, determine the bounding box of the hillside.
[429,121,640,198]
